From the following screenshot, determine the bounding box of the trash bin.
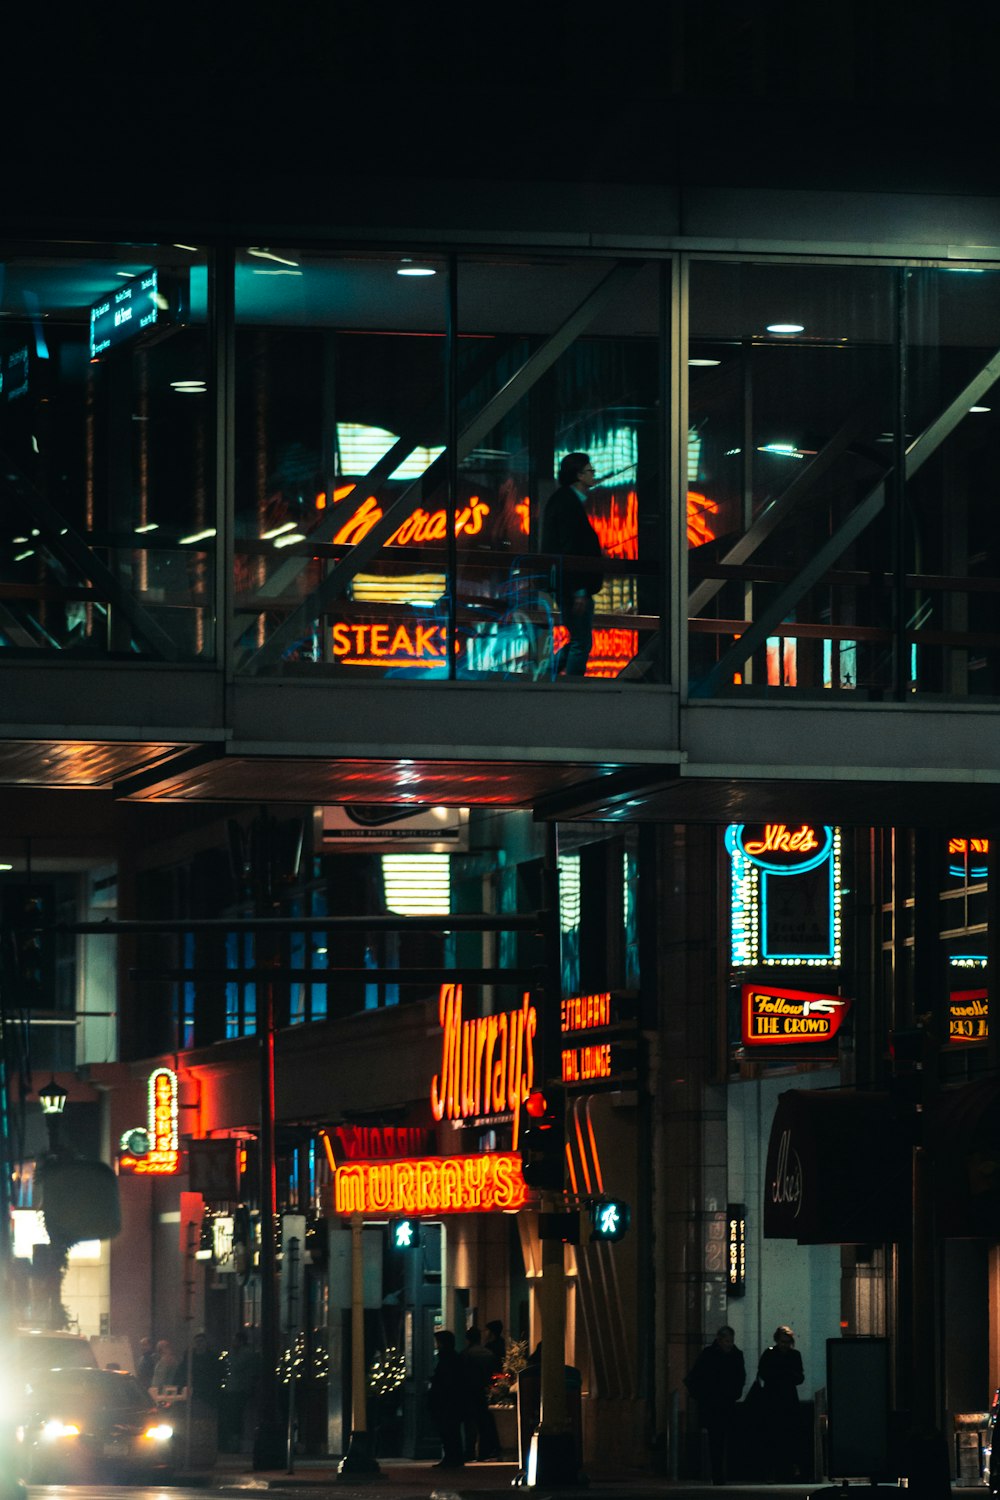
[954,1411,990,1485]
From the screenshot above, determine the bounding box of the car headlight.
[41,1420,81,1441]
[143,1423,173,1443]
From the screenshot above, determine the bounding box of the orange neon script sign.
[333,493,491,547]
[430,984,536,1147]
[334,1152,527,1216]
[119,1067,180,1175]
[743,824,820,856]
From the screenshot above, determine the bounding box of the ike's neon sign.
[334,1151,527,1216]
[430,984,536,1147]
[743,825,820,857]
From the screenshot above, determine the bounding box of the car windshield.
[27,1370,151,1412]
[17,1336,96,1377]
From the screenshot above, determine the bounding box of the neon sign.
[558,990,635,1086]
[331,621,455,667]
[949,989,988,1043]
[332,492,490,547]
[948,836,988,880]
[727,1204,746,1296]
[742,984,851,1045]
[727,824,842,968]
[119,1067,180,1175]
[333,1151,526,1216]
[430,985,536,1147]
[561,992,611,1033]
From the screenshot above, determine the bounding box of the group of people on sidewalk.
[685,1324,805,1485]
[428,1322,507,1469]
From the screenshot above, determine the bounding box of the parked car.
[13,1329,97,1383]
[16,1368,174,1483]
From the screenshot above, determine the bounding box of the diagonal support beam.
[688,402,879,617]
[241,261,644,672]
[693,346,1000,697]
[0,449,180,660]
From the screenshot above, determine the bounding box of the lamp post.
[38,1077,68,1150]
[36,1077,68,1330]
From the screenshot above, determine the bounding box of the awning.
[763,1088,911,1243]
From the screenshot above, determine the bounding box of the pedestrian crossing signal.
[590,1199,630,1242]
[389,1217,421,1250]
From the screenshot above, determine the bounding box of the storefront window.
[0,241,213,658]
[688,261,895,696]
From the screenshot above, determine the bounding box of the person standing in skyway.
[541,452,604,677]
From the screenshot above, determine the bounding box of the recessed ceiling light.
[766,323,805,335]
[247,248,300,268]
[970,405,991,413]
[116,271,136,279]
[689,357,721,367]
[170,380,206,389]
[397,260,436,277]
[0,863,11,871]
[134,522,159,534]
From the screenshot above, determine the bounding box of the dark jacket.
[757,1344,804,1407]
[685,1341,746,1412]
[541,485,603,596]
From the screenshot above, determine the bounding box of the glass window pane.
[456,257,663,682]
[689,261,895,696]
[0,240,213,658]
[906,268,1000,697]
[233,249,446,676]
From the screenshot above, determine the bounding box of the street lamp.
[38,1078,67,1152]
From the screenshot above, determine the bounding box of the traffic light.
[590,1199,631,1242]
[388,1217,421,1250]
[520,1086,565,1191]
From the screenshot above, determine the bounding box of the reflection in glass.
[0,242,212,658]
[688,261,894,696]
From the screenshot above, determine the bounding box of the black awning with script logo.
[763,1089,910,1244]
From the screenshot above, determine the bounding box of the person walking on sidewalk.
[685,1325,746,1484]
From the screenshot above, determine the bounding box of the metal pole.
[184,1219,197,1473]
[252,961,283,1470]
[336,1212,380,1479]
[285,1236,299,1475]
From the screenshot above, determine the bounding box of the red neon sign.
[333,1152,527,1216]
[119,1067,180,1175]
[430,985,536,1147]
[744,824,819,857]
[742,985,851,1046]
[949,837,988,855]
[560,992,612,1033]
[949,990,988,1043]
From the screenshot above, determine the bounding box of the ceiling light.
[970,405,991,413]
[688,357,721,367]
[0,863,11,871]
[766,323,805,335]
[170,380,206,389]
[397,260,437,277]
[173,244,200,253]
[178,528,217,545]
[116,271,136,279]
[261,521,297,541]
[134,522,159,534]
[14,551,34,561]
[273,532,307,548]
[247,248,300,268]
